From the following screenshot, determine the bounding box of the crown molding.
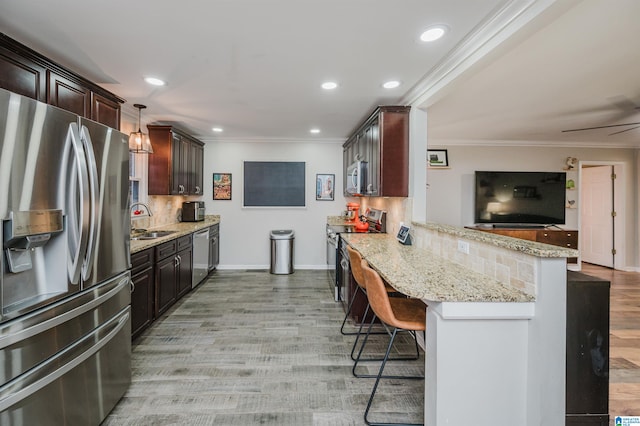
[430,139,640,149]
[402,0,562,109]
[196,136,345,144]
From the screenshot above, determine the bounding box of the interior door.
[580,166,614,267]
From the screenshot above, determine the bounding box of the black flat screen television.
[474,171,566,227]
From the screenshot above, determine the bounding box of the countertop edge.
[412,221,578,258]
[130,215,220,254]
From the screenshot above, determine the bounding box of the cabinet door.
[365,119,380,196]
[0,46,47,101]
[170,134,186,195]
[190,141,204,195]
[176,248,193,298]
[91,92,121,129]
[48,71,90,118]
[155,255,177,316]
[131,266,154,339]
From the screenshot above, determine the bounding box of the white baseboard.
[216,264,332,270]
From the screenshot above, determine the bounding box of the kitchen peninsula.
[342,222,577,426]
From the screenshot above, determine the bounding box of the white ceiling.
[1,0,638,146]
[427,0,640,147]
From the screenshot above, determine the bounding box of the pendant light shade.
[129,104,154,154]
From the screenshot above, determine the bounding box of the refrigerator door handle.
[78,125,100,281]
[65,123,90,285]
[0,307,130,412]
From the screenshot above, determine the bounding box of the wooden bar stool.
[359,260,426,426]
[346,245,420,378]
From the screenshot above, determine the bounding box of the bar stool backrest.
[346,245,367,290]
[360,259,396,326]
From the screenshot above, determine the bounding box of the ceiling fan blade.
[609,125,640,136]
[562,121,640,133]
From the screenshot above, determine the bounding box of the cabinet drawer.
[156,239,177,260]
[537,231,578,248]
[131,248,154,276]
[210,223,219,236]
[177,234,192,251]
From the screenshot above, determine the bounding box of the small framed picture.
[427,149,449,168]
[316,174,335,201]
[213,173,232,200]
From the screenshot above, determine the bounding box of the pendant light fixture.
[129,104,154,153]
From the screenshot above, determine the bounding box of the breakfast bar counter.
[341,233,533,302]
[342,224,575,426]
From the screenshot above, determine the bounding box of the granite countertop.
[413,222,578,258]
[342,233,534,303]
[130,215,220,254]
[327,215,353,226]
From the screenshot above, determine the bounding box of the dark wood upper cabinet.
[91,92,121,129]
[0,33,124,128]
[48,71,91,117]
[147,124,205,196]
[343,106,410,197]
[0,43,46,101]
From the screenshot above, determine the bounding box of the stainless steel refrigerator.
[0,87,131,424]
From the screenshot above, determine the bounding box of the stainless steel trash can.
[270,230,294,274]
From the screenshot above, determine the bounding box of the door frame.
[578,160,626,271]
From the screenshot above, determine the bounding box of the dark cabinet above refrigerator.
[0,33,124,129]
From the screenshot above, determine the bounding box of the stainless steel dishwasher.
[192,228,210,288]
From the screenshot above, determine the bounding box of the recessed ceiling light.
[321,81,338,90]
[420,25,447,42]
[310,128,321,134]
[144,77,166,86]
[212,127,223,133]
[383,80,401,89]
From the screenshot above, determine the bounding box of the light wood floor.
[104,265,640,425]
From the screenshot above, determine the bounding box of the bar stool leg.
[364,328,424,426]
[352,315,421,379]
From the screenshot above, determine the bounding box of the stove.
[326,209,386,301]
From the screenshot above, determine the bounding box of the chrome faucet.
[130,202,153,216]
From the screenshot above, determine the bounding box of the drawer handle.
[567,233,572,236]
[567,243,571,247]
[543,233,548,237]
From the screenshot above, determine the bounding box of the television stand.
[466,226,579,264]
[491,224,547,229]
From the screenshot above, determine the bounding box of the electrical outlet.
[457,240,470,254]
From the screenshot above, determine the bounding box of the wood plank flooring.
[103,270,424,425]
[104,265,640,425]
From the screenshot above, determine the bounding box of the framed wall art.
[316,173,335,201]
[213,173,232,200]
[427,149,449,168]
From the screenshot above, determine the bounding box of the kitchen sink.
[131,230,177,240]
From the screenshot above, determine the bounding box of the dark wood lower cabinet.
[131,265,154,339]
[131,248,155,340]
[155,252,178,317]
[131,232,203,340]
[177,249,193,298]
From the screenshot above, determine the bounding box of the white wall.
[424,143,638,268]
[203,139,346,269]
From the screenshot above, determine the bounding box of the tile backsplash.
[131,195,203,229]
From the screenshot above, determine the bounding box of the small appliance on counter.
[346,202,360,222]
[182,201,205,222]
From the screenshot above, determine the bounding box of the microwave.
[346,161,367,196]
[182,201,205,222]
